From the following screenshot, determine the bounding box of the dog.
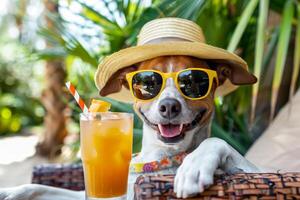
[0,55,259,200]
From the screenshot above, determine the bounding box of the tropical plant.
[0,54,44,136]
[0,11,44,136]
[37,0,300,155]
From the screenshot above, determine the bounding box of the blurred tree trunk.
[36,0,67,157]
[15,0,27,38]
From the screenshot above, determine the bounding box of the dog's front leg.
[174,137,259,198]
[0,184,85,200]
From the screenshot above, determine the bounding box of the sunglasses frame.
[126,68,219,102]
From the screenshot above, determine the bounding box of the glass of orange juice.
[80,112,133,200]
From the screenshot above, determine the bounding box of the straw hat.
[95,18,248,103]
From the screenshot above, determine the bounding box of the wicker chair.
[135,173,300,200]
[32,163,84,191]
[32,164,300,199]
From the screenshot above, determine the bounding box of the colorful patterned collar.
[130,152,187,173]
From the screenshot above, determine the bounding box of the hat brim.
[95,41,246,103]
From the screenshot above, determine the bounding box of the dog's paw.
[174,138,227,198]
[174,154,217,198]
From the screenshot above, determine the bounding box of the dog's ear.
[99,66,137,96]
[215,64,257,86]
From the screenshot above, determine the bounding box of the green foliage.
[251,0,269,122]
[37,14,99,66]
[227,0,259,52]
[289,3,300,105]
[270,0,294,120]
[0,29,44,135]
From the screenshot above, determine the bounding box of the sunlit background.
[0,0,299,187]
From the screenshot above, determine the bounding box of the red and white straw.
[65,81,89,113]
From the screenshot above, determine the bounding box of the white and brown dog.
[0,55,259,200]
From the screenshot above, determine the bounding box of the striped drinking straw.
[65,81,89,113]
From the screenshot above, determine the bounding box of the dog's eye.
[131,71,163,100]
[179,79,192,88]
[177,70,210,98]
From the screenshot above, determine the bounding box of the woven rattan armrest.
[31,163,84,191]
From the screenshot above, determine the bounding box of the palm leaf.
[36,47,67,60]
[38,14,99,66]
[211,122,247,155]
[76,0,122,33]
[124,0,132,22]
[289,3,300,107]
[227,0,259,52]
[130,0,143,23]
[102,0,118,24]
[170,0,207,20]
[270,0,294,120]
[228,103,252,145]
[262,27,280,70]
[251,0,269,123]
[133,128,143,153]
[155,0,207,20]
[116,0,144,24]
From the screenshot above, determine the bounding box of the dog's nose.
[158,98,181,119]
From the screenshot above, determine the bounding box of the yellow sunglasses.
[126,68,218,101]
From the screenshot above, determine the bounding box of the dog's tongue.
[158,124,183,138]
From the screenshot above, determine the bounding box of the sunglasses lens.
[178,70,209,98]
[132,71,163,100]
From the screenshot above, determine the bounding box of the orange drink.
[80,112,133,199]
